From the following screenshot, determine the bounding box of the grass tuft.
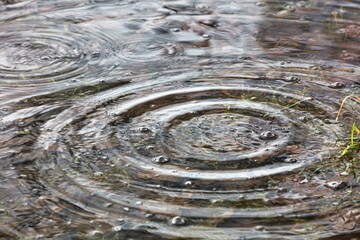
[335,95,360,121]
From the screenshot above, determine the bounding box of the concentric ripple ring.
[0,20,119,84]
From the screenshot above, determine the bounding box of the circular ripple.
[132,2,163,17]
[0,20,119,84]
[97,85,336,184]
[161,101,289,165]
[6,72,359,238]
[118,38,183,63]
[36,80,340,182]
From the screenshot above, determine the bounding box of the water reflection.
[0,0,359,239]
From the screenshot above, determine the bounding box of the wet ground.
[0,0,359,239]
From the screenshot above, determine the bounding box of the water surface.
[0,0,359,239]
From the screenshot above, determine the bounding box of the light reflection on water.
[0,0,359,239]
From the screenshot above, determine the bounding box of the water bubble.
[259,131,277,140]
[300,178,308,184]
[298,116,310,123]
[202,34,212,39]
[92,51,100,57]
[94,172,103,177]
[112,226,123,232]
[329,82,345,89]
[325,181,347,190]
[17,121,26,127]
[88,230,103,237]
[169,216,187,226]
[285,5,296,12]
[277,187,288,192]
[255,2,265,7]
[139,127,150,133]
[254,225,265,231]
[210,199,222,204]
[40,55,51,61]
[296,1,307,7]
[146,145,155,151]
[152,156,170,164]
[324,119,336,124]
[196,4,208,10]
[239,56,251,60]
[184,181,192,187]
[284,158,298,163]
[199,19,218,28]
[104,203,113,208]
[285,76,300,82]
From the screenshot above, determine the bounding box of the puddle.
[0,0,359,239]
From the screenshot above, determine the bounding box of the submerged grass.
[335,95,360,177]
[339,122,360,177]
[341,122,360,157]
